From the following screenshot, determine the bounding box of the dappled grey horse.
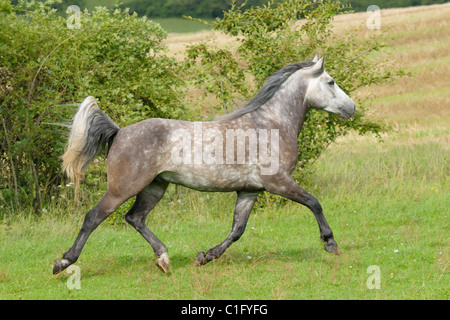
[53,55,356,274]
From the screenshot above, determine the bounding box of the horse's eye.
[328,79,335,86]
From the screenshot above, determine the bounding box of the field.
[0,4,449,300]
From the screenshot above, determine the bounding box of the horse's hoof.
[53,258,71,275]
[195,250,217,266]
[195,252,207,266]
[155,252,170,274]
[324,239,339,255]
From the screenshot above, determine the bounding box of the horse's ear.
[309,55,325,76]
[312,53,319,62]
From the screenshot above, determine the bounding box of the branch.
[27,28,86,106]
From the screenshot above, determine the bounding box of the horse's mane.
[219,61,317,120]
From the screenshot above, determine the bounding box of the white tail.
[62,96,119,193]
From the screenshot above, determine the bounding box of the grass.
[0,4,449,300]
[0,176,447,299]
[151,18,213,33]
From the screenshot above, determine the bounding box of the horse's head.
[302,54,356,119]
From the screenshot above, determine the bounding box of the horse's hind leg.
[53,191,125,274]
[196,191,259,266]
[124,180,170,273]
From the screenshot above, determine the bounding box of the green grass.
[0,194,447,299]
[151,18,213,33]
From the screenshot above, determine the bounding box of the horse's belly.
[157,166,264,192]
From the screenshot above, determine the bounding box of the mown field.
[0,4,448,300]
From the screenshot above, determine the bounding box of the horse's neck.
[252,80,308,139]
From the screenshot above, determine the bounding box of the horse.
[53,55,356,274]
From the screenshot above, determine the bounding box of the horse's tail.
[62,96,120,193]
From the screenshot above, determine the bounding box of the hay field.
[165,3,449,143]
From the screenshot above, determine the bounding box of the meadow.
[0,4,448,300]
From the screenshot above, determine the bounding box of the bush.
[0,0,185,212]
[184,0,398,186]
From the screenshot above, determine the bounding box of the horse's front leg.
[264,174,339,255]
[196,191,260,266]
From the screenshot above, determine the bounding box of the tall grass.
[310,132,449,198]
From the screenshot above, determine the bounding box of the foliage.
[120,0,449,18]
[0,0,185,212]
[184,0,396,188]
[122,0,232,19]
[18,0,448,19]
[184,43,250,115]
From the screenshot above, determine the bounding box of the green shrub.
[0,0,185,212]
[184,0,398,188]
